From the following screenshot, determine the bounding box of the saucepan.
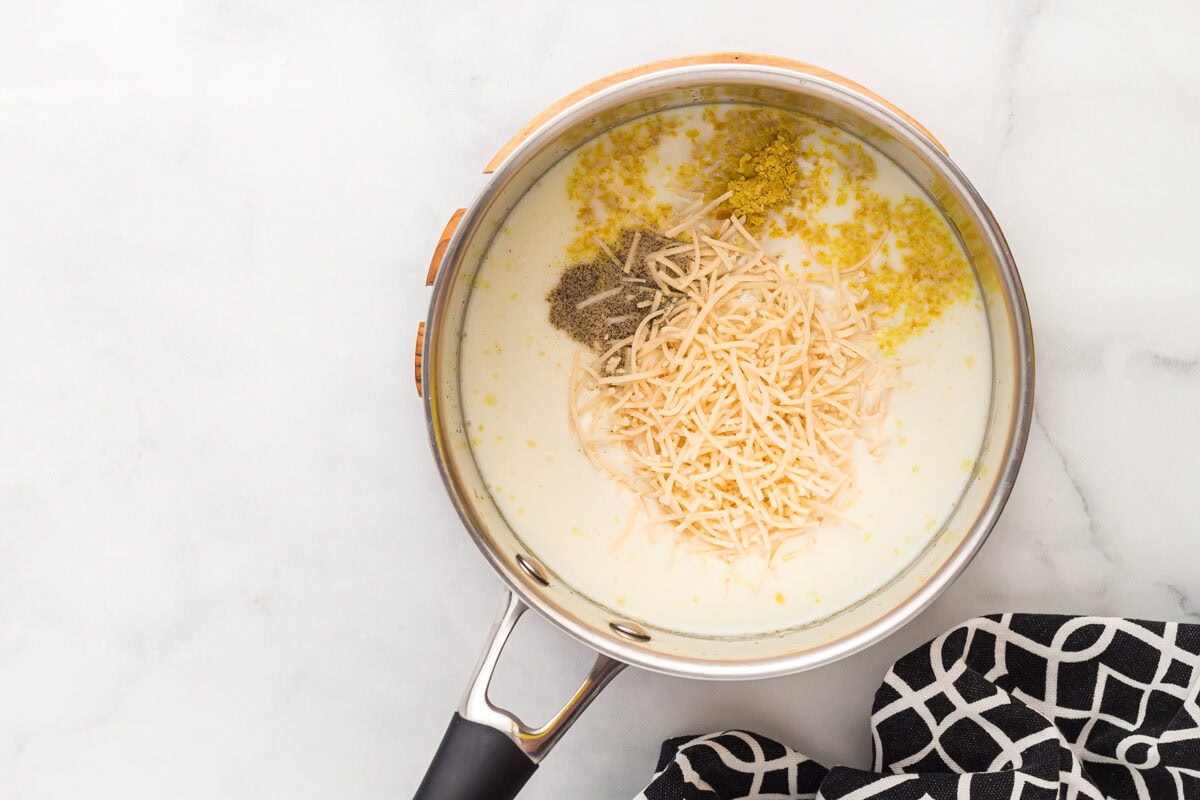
[411,53,1034,799]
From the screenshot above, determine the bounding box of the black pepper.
[547,228,688,365]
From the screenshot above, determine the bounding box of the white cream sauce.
[459,108,991,636]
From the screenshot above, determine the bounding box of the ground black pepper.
[547,228,688,363]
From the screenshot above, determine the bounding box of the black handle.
[413,713,538,800]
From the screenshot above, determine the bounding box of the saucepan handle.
[413,591,626,800]
[412,713,536,800]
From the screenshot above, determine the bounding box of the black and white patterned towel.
[636,614,1200,799]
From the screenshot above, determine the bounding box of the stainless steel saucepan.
[411,53,1034,800]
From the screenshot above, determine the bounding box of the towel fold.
[635,614,1200,799]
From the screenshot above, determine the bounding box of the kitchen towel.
[635,614,1200,799]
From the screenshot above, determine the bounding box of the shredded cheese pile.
[569,198,897,560]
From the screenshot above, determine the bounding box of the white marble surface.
[2,1,1199,797]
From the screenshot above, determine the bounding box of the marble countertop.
[3,2,1199,797]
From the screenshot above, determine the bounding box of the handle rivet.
[609,621,651,642]
[515,554,550,587]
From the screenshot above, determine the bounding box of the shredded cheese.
[568,206,897,561]
[575,287,622,310]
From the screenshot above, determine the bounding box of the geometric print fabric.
[635,615,1200,800]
